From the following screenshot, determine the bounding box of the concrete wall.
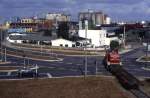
[78,30,118,47]
[78,30,106,47]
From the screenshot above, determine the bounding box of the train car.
[103,49,122,70]
[105,64,139,89]
[112,66,139,89]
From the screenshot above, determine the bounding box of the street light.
[123,25,126,48]
[0,29,2,61]
[0,29,6,62]
[84,19,88,76]
[4,30,7,62]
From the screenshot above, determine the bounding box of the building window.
[25,20,28,23]
[22,20,24,23]
[72,44,75,47]
[60,44,63,47]
[65,44,68,47]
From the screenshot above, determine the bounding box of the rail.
[130,88,150,98]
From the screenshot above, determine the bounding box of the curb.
[4,53,63,62]
[137,76,150,81]
[136,56,150,63]
[0,61,12,64]
[0,69,18,72]
[64,54,104,57]
[119,49,132,54]
[7,44,105,57]
[0,74,115,81]
[142,67,150,71]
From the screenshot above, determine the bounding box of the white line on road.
[66,62,73,65]
[46,66,56,69]
[142,67,150,71]
[124,68,144,71]
[47,73,52,78]
[7,72,11,76]
[58,62,63,63]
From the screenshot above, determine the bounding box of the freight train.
[103,49,139,89]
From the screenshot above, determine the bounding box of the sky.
[0,0,150,22]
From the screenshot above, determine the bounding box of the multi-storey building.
[36,18,53,30]
[9,17,38,32]
[21,18,34,23]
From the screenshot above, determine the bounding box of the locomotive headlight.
[120,62,122,65]
[107,62,110,66]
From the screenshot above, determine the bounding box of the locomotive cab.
[103,49,122,69]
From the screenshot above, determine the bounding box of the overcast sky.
[0,0,150,22]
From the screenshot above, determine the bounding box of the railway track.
[130,88,150,98]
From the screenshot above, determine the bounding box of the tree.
[57,22,69,39]
[110,40,119,50]
[43,29,52,36]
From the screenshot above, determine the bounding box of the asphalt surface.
[0,45,150,79]
[121,47,150,78]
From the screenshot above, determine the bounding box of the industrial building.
[51,38,75,47]
[78,30,119,47]
[9,17,38,32]
[79,10,111,29]
[46,13,70,22]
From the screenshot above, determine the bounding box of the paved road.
[121,47,150,78]
[0,45,149,79]
[0,53,110,78]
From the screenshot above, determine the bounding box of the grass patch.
[0,76,130,98]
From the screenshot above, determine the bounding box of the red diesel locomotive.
[103,48,139,89]
[103,49,122,69]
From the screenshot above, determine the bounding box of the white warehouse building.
[78,30,118,47]
[51,38,75,47]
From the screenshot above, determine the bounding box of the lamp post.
[84,19,88,76]
[0,29,2,61]
[4,30,7,62]
[4,48,6,62]
[40,44,42,55]
[145,38,149,68]
[123,25,126,48]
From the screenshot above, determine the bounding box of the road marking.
[49,63,57,65]
[82,70,91,73]
[47,73,52,78]
[0,70,18,72]
[46,66,56,69]
[7,72,11,76]
[69,69,78,71]
[124,68,143,71]
[66,62,72,65]
[58,62,63,63]
[58,67,66,70]
[142,67,150,71]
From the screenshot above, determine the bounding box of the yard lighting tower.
[0,29,2,61]
[123,25,126,48]
[84,19,88,76]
